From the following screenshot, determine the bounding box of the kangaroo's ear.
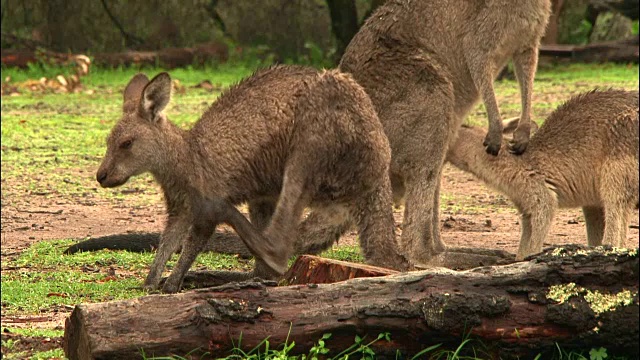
[502,117,521,134]
[123,74,149,112]
[139,72,172,122]
[502,117,540,135]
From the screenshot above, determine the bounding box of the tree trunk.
[326,0,359,61]
[542,0,565,44]
[63,246,639,360]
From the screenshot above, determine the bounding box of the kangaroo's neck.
[149,122,199,202]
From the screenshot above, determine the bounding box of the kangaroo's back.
[529,90,639,166]
[193,65,317,138]
[186,65,319,193]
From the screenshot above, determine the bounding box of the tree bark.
[326,0,359,61]
[63,245,639,360]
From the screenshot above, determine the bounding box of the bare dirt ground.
[2,164,638,256]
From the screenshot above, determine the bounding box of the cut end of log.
[283,255,399,285]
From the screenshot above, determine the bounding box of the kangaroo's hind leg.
[583,206,605,246]
[350,175,409,271]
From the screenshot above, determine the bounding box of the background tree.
[326,0,359,61]
[0,0,636,65]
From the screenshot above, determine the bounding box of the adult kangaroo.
[335,0,552,266]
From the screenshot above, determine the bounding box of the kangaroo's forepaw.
[483,133,502,156]
[508,126,531,155]
[507,139,528,155]
[484,143,501,156]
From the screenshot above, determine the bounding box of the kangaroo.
[446,89,639,260]
[96,65,408,293]
[305,0,554,267]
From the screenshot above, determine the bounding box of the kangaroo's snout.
[96,169,108,186]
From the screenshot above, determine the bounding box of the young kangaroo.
[297,0,552,267]
[447,89,639,260]
[96,65,408,293]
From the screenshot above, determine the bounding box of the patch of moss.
[547,283,581,303]
[550,247,568,257]
[584,289,636,315]
[547,283,637,316]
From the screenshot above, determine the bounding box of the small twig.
[204,0,230,38]
[31,191,51,196]
[18,209,63,215]
[2,316,52,323]
[630,224,639,229]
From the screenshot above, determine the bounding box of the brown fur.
[325,0,552,265]
[447,89,639,260]
[97,65,408,293]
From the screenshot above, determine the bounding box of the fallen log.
[539,37,639,63]
[91,42,229,68]
[64,245,639,359]
[1,42,229,69]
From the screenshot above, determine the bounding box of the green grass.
[1,62,638,359]
[464,62,639,127]
[1,238,255,315]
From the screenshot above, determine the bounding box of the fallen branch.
[1,42,229,70]
[63,245,639,359]
[540,37,639,63]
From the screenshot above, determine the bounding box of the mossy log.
[63,246,638,360]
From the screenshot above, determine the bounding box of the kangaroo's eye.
[119,139,133,149]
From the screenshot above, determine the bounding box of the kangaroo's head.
[96,72,173,188]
